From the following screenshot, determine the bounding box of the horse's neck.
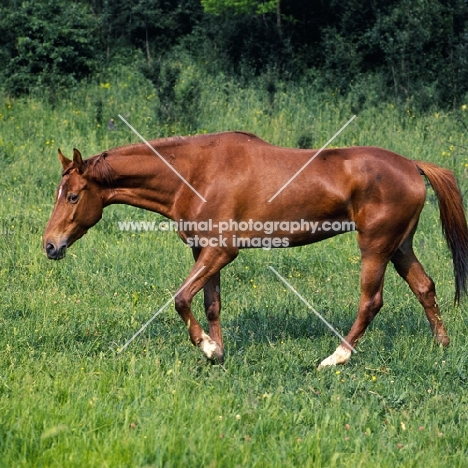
[102,146,184,219]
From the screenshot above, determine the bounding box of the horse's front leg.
[203,271,223,357]
[175,246,237,361]
[192,247,224,359]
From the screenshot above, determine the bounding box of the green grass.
[1,66,468,467]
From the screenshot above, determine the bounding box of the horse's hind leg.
[391,237,449,346]
[318,249,390,368]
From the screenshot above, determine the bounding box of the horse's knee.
[174,293,191,314]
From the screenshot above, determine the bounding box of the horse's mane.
[105,135,187,155]
[80,131,263,188]
[84,152,116,188]
[104,131,263,155]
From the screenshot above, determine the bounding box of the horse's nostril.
[45,242,66,259]
[46,243,56,256]
[46,242,67,260]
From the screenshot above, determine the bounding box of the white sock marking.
[318,345,352,369]
[199,332,219,359]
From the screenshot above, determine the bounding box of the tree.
[201,0,282,33]
[201,0,278,15]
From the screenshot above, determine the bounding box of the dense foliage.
[1,0,468,108]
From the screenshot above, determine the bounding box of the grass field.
[1,67,468,467]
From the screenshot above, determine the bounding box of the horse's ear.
[73,148,84,173]
[58,149,72,170]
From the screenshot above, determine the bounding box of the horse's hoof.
[199,332,224,362]
[317,345,352,369]
[208,351,224,365]
[435,334,450,347]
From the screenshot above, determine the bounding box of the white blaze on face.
[57,184,64,201]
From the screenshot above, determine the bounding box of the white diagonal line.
[268,266,356,353]
[268,115,356,202]
[118,114,207,203]
[117,265,206,353]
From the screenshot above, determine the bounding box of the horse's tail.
[416,161,468,304]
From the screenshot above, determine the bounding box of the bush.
[0,0,100,95]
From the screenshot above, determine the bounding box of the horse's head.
[43,148,104,260]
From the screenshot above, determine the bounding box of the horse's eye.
[67,193,79,204]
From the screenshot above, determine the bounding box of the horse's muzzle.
[45,242,67,260]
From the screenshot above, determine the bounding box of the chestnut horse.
[43,132,468,367]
